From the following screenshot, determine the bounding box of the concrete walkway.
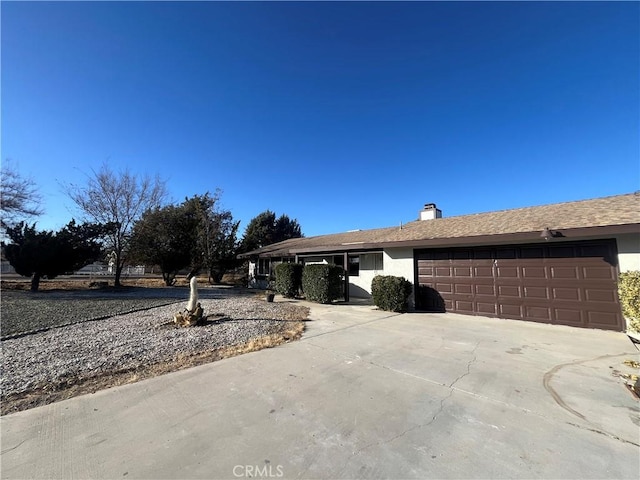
[1,302,639,479]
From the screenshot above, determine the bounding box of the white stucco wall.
[617,233,640,273]
[383,248,415,280]
[347,249,416,303]
[383,248,416,307]
[348,253,383,298]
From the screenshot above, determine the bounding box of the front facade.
[241,194,640,331]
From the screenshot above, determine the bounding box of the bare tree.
[1,160,44,229]
[64,163,167,286]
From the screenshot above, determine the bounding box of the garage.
[415,239,623,330]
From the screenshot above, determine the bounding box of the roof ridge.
[403,191,638,226]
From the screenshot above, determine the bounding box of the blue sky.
[2,1,639,238]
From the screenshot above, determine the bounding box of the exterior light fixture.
[541,227,562,241]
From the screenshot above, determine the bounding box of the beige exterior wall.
[617,233,640,273]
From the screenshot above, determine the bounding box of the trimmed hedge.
[619,271,640,332]
[274,263,303,298]
[302,264,343,304]
[371,275,412,312]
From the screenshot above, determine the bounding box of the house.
[240,193,640,331]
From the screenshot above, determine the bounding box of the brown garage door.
[415,240,623,330]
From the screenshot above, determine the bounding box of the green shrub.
[371,275,413,312]
[274,263,303,298]
[302,264,343,304]
[619,271,640,332]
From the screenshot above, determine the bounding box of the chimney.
[419,203,442,221]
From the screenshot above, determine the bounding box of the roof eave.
[379,223,640,250]
[238,223,639,258]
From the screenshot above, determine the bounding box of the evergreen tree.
[4,220,111,291]
[241,210,302,252]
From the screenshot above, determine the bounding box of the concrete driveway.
[1,302,639,479]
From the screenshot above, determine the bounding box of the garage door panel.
[554,309,584,326]
[522,266,546,278]
[552,287,580,301]
[477,302,497,315]
[436,267,451,276]
[524,286,549,299]
[496,266,519,278]
[454,267,472,277]
[418,266,433,276]
[454,283,473,294]
[582,266,615,280]
[497,285,521,297]
[455,300,474,313]
[550,266,579,279]
[587,311,620,329]
[474,266,493,277]
[585,288,616,302]
[475,284,495,295]
[499,303,523,317]
[415,239,622,330]
[525,305,552,321]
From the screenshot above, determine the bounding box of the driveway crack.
[1,439,27,455]
[566,422,640,447]
[448,341,480,388]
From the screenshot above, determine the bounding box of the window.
[257,258,271,277]
[348,255,360,276]
[371,253,384,271]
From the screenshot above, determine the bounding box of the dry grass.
[1,274,223,291]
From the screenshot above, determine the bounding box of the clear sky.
[2,1,639,238]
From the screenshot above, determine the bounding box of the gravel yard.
[1,289,309,414]
[1,287,232,338]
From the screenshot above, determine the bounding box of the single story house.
[240,193,640,331]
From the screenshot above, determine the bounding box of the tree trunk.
[162,272,176,286]
[114,263,123,287]
[31,273,41,292]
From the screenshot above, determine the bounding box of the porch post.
[343,252,350,302]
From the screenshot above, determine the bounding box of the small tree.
[64,163,167,287]
[0,160,43,230]
[4,220,111,291]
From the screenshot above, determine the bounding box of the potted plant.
[265,280,276,303]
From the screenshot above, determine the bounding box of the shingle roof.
[240,193,640,257]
